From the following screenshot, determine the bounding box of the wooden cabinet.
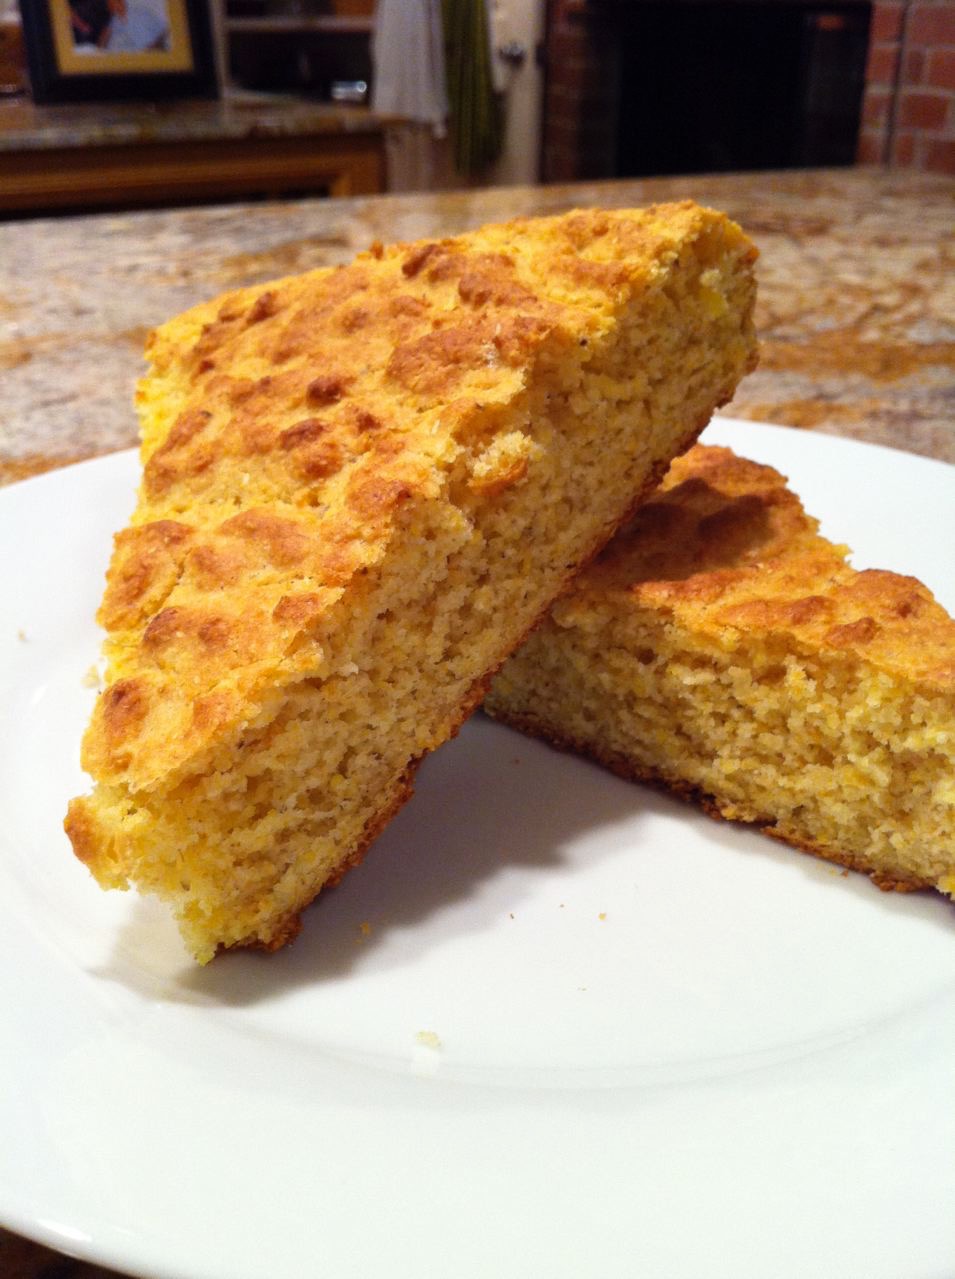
[0,97,389,215]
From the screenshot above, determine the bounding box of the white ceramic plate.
[2,419,953,1279]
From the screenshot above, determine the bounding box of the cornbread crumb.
[64,206,757,962]
[17,629,27,642]
[415,1029,442,1049]
[82,663,103,689]
[487,445,955,898]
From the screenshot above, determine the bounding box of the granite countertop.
[0,166,952,1279]
[0,90,393,152]
[1,166,952,492]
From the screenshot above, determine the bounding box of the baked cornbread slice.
[487,445,955,897]
[65,204,758,962]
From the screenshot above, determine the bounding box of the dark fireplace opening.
[542,0,873,182]
[614,3,871,176]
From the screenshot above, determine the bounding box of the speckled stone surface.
[0,94,392,151]
[0,167,952,1279]
[1,166,952,491]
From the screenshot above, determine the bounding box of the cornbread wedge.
[487,445,955,897]
[65,204,758,962]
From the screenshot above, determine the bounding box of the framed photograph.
[21,0,218,103]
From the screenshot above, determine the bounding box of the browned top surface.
[557,444,955,686]
[80,201,753,789]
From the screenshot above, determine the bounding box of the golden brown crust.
[570,444,955,690]
[99,519,194,632]
[83,204,756,791]
[63,796,102,870]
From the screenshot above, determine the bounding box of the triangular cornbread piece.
[487,445,955,898]
[65,204,758,961]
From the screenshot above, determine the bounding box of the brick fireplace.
[857,0,955,169]
[542,0,955,179]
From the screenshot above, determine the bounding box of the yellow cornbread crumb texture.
[65,204,758,962]
[487,445,955,896]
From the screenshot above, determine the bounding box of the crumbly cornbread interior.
[65,204,758,961]
[487,445,955,896]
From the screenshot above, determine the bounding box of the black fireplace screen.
[613,2,872,176]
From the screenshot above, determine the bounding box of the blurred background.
[0,0,952,216]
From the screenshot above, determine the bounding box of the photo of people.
[21,0,214,101]
[68,0,170,53]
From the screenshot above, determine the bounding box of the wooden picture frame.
[22,0,218,103]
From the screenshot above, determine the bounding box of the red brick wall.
[545,0,954,179]
[857,0,955,171]
[541,0,618,182]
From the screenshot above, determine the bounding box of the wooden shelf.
[223,6,375,117]
[226,15,374,35]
